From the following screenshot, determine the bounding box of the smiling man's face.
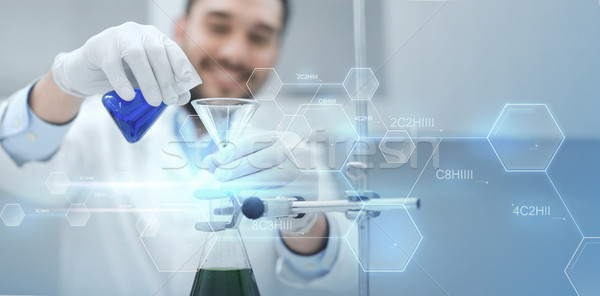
[175,0,283,101]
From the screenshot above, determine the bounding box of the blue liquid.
[102,89,167,143]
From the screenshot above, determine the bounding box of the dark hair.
[185,0,289,33]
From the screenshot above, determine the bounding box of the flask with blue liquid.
[102,88,167,143]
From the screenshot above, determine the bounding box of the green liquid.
[189,268,261,296]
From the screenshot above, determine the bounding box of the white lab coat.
[0,87,358,295]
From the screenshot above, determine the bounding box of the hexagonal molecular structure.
[379,130,416,164]
[0,204,25,227]
[250,100,285,132]
[65,204,91,227]
[342,68,380,101]
[275,84,320,114]
[246,68,283,100]
[178,115,213,148]
[488,104,564,172]
[342,100,387,137]
[45,172,71,195]
[292,104,358,171]
[345,205,422,272]
[276,115,312,150]
[311,84,350,106]
[137,214,161,238]
[65,176,95,204]
[140,204,213,271]
[566,237,600,296]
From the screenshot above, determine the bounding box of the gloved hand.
[202,130,320,234]
[202,131,302,189]
[52,22,201,106]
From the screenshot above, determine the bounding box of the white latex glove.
[202,131,319,234]
[202,131,301,189]
[52,22,201,106]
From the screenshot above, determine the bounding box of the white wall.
[378,0,600,139]
[0,0,147,98]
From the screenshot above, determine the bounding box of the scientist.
[0,0,356,295]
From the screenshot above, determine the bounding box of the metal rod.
[352,0,369,293]
[290,198,419,214]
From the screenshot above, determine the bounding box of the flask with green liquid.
[190,227,261,296]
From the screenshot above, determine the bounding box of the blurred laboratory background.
[1,0,600,138]
[1,1,600,296]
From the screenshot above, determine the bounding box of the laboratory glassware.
[191,98,259,151]
[189,97,261,295]
[102,89,166,143]
[190,227,260,296]
[192,193,261,296]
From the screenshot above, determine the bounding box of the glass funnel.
[191,98,260,150]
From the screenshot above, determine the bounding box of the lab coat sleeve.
[0,81,74,165]
[0,83,109,208]
[274,212,357,292]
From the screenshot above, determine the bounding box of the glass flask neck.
[200,228,252,270]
